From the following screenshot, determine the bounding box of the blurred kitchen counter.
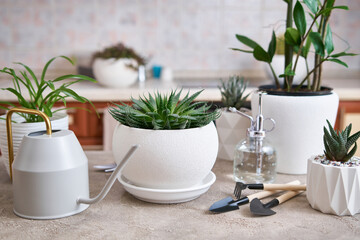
[0,77,359,102]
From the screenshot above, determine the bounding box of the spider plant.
[0,55,98,122]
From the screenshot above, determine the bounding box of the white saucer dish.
[118,171,216,204]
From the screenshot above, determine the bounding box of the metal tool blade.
[249,198,276,216]
[209,196,250,213]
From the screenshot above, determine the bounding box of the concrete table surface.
[0,151,359,240]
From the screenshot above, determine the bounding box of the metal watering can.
[6,108,138,220]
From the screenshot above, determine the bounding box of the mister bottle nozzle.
[229,91,275,139]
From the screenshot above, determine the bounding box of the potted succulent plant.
[92,42,146,88]
[0,56,97,177]
[216,76,251,161]
[232,0,357,174]
[307,120,360,215]
[109,89,220,197]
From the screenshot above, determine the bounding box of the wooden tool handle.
[276,190,304,204]
[247,180,300,202]
[263,184,306,191]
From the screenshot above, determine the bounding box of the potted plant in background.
[0,56,97,177]
[92,42,146,88]
[109,89,220,203]
[232,0,357,174]
[307,120,360,215]
[216,76,251,161]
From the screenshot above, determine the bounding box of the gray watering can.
[6,108,138,219]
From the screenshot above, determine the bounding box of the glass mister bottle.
[229,91,277,183]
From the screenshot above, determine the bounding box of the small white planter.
[112,122,219,189]
[92,58,138,88]
[216,108,251,161]
[0,112,68,176]
[307,155,360,216]
[251,91,339,174]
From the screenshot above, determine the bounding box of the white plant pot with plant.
[307,121,360,216]
[110,90,220,192]
[92,43,146,88]
[232,0,357,174]
[216,76,251,161]
[0,56,98,177]
[251,91,339,174]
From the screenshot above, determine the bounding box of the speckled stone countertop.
[0,151,359,240]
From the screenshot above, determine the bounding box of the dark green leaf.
[309,32,325,57]
[14,62,40,87]
[268,31,276,61]
[344,143,357,161]
[325,25,334,55]
[285,28,301,46]
[235,34,259,49]
[41,56,75,83]
[279,63,295,77]
[330,52,358,58]
[346,131,360,150]
[46,81,56,91]
[294,1,307,36]
[61,88,86,103]
[230,48,253,54]
[52,74,96,83]
[304,0,318,14]
[253,45,271,63]
[301,37,312,58]
[319,6,348,16]
[326,58,348,67]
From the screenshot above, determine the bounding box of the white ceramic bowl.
[92,58,138,88]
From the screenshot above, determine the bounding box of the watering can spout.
[77,145,139,205]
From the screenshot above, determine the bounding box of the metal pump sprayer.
[229,91,277,183]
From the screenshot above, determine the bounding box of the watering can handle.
[6,107,52,181]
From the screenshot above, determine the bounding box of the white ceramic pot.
[307,155,360,216]
[92,58,138,88]
[216,108,251,161]
[251,91,339,174]
[265,55,308,85]
[0,112,69,176]
[112,122,219,189]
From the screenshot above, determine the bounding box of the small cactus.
[323,120,360,162]
[218,76,249,110]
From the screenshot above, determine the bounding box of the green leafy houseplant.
[232,0,357,92]
[109,89,220,130]
[218,76,249,110]
[323,120,360,162]
[0,56,98,122]
[92,42,146,70]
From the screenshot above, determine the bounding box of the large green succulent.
[109,89,220,130]
[218,76,249,110]
[323,120,360,162]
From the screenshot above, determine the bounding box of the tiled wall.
[0,0,359,75]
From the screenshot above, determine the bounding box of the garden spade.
[250,190,304,216]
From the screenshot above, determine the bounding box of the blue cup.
[152,65,162,79]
